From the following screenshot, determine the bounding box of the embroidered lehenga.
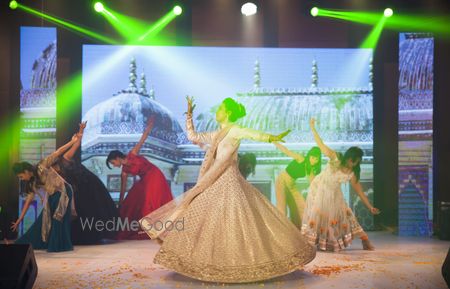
[140,115,316,283]
[301,156,364,252]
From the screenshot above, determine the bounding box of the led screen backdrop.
[398,33,434,236]
[82,46,375,230]
[18,26,57,236]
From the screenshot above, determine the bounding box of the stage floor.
[31,232,449,289]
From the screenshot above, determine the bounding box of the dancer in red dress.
[106,117,173,239]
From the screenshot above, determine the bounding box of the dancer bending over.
[274,142,321,229]
[12,136,78,252]
[106,116,173,240]
[301,118,380,251]
[55,122,119,244]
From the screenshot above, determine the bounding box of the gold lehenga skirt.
[153,164,316,283]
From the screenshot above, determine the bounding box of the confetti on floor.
[27,232,449,289]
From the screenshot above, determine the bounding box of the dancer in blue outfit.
[11,135,79,252]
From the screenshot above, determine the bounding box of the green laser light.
[311,7,319,17]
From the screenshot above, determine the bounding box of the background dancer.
[301,118,380,251]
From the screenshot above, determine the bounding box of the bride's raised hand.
[186,95,196,116]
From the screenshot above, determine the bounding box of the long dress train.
[140,118,316,283]
[301,156,364,252]
[58,158,119,244]
[16,184,73,252]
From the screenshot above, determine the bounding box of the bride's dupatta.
[139,125,236,240]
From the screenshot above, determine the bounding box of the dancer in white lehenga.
[140,96,316,283]
[301,119,380,252]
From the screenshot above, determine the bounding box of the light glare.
[94,2,104,13]
[173,5,182,15]
[241,2,257,16]
[384,8,393,18]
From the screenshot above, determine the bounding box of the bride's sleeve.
[235,126,271,143]
[186,114,217,144]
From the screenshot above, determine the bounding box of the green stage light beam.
[360,15,387,49]
[59,46,137,119]
[11,2,118,44]
[94,3,177,44]
[384,15,450,36]
[315,9,381,25]
[0,42,135,171]
[102,9,117,21]
[95,5,149,44]
[311,7,319,17]
[94,2,117,21]
[0,115,22,166]
[138,7,180,43]
[315,8,450,37]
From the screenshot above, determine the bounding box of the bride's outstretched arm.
[185,96,216,144]
[235,127,290,143]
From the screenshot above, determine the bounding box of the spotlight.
[94,2,104,13]
[241,2,257,16]
[9,0,18,10]
[384,8,393,17]
[310,7,319,17]
[173,5,182,15]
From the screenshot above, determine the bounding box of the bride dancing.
[140,96,315,283]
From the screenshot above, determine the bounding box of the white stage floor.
[30,232,449,289]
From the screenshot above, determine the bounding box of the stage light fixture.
[384,8,393,18]
[311,7,319,17]
[9,0,18,10]
[173,5,182,15]
[94,2,104,13]
[306,7,449,37]
[241,2,257,16]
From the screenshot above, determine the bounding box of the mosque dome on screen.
[31,41,57,90]
[398,33,433,112]
[195,59,374,143]
[82,58,188,160]
[20,41,57,109]
[20,40,57,141]
[399,33,433,91]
